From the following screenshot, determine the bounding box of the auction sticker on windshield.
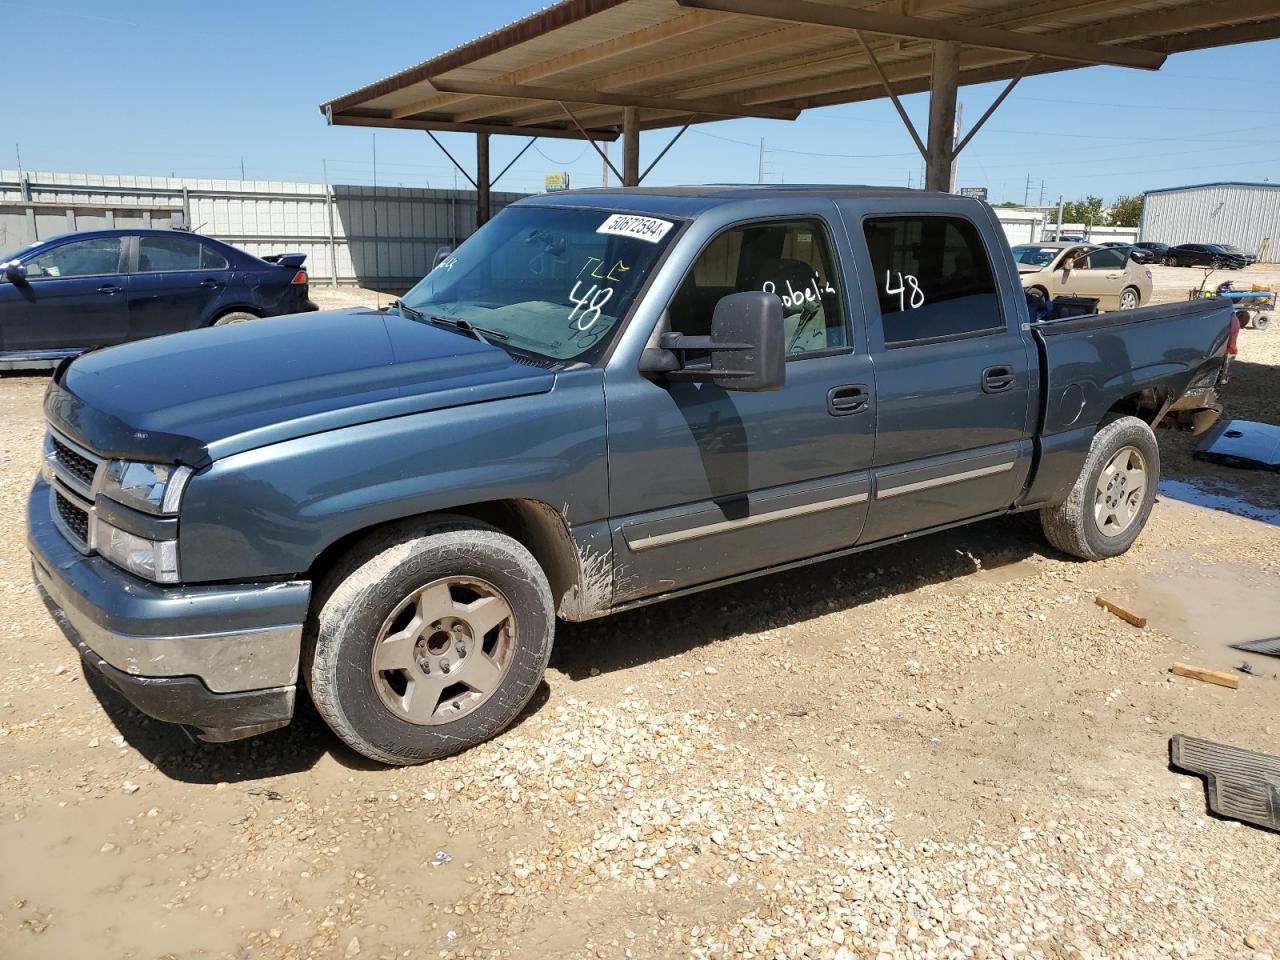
[597,214,674,244]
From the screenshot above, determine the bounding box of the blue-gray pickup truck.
[28,186,1231,764]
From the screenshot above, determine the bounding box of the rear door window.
[862,216,1001,345]
[201,245,229,270]
[137,235,203,272]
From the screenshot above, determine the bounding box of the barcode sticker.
[596,214,674,244]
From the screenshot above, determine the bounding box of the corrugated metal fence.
[0,170,526,289]
[1141,183,1280,261]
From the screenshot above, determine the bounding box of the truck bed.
[1033,297,1232,437]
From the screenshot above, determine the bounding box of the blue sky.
[5,1,1278,205]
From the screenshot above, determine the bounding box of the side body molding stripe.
[626,490,869,552]
[876,460,1016,499]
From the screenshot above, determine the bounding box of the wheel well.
[306,499,591,621]
[1102,388,1169,428]
[209,306,262,325]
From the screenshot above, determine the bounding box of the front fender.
[178,370,609,583]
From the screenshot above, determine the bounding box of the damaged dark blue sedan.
[0,228,316,369]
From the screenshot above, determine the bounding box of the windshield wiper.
[391,299,425,321]
[428,314,510,344]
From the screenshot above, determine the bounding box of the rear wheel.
[1040,416,1159,560]
[1118,287,1140,310]
[304,519,555,765]
[212,311,258,326]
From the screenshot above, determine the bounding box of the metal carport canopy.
[320,0,1280,211]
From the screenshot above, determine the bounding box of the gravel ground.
[0,268,1276,960]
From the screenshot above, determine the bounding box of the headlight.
[94,518,180,583]
[101,461,193,515]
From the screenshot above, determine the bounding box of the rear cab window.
[862,215,1002,346]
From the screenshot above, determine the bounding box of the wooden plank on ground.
[1170,662,1239,689]
[1094,595,1147,628]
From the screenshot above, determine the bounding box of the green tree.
[1107,195,1143,227]
[1060,196,1105,225]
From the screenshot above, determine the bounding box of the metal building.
[1141,182,1280,262]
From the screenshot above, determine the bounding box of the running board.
[1170,735,1280,832]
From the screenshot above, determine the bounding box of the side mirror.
[431,247,454,269]
[2,261,27,283]
[639,291,786,392]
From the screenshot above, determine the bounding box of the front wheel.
[304,519,555,765]
[1039,416,1160,560]
[1118,287,1140,310]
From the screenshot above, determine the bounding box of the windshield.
[401,206,680,362]
[1218,244,1246,254]
[1011,246,1062,267]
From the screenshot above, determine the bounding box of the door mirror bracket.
[638,291,785,392]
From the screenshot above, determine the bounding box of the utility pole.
[757,138,765,185]
[1023,173,1031,207]
[949,101,964,193]
[322,159,338,288]
[372,133,382,309]
[240,157,245,180]
[1056,195,1064,241]
[1038,180,1045,208]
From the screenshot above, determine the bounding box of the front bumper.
[28,478,311,742]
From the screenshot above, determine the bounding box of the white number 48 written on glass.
[884,270,925,310]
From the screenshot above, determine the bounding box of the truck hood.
[45,308,556,464]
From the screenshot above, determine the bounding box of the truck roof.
[516,184,971,218]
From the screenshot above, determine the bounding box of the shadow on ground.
[551,512,1047,681]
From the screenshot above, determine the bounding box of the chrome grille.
[44,428,104,552]
[54,488,90,546]
[50,435,97,487]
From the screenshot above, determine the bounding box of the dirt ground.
[1,267,1276,960]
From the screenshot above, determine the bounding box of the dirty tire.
[304,519,554,765]
[212,311,258,326]
[1118,287,1140,310]
[1039,416,1160,561]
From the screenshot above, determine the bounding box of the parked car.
[1134,241,1171,262]
[1164,243,1250,269]
[1097,241,1156,265]
[1215,243,1258,265]
[1046,233,1087,243]
[1012,241,1152,310]
[0,229,317,369]
[29,187,1230,763]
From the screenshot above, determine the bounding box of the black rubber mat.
[1231,636,1280,657]
[1171,735,1280,832]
